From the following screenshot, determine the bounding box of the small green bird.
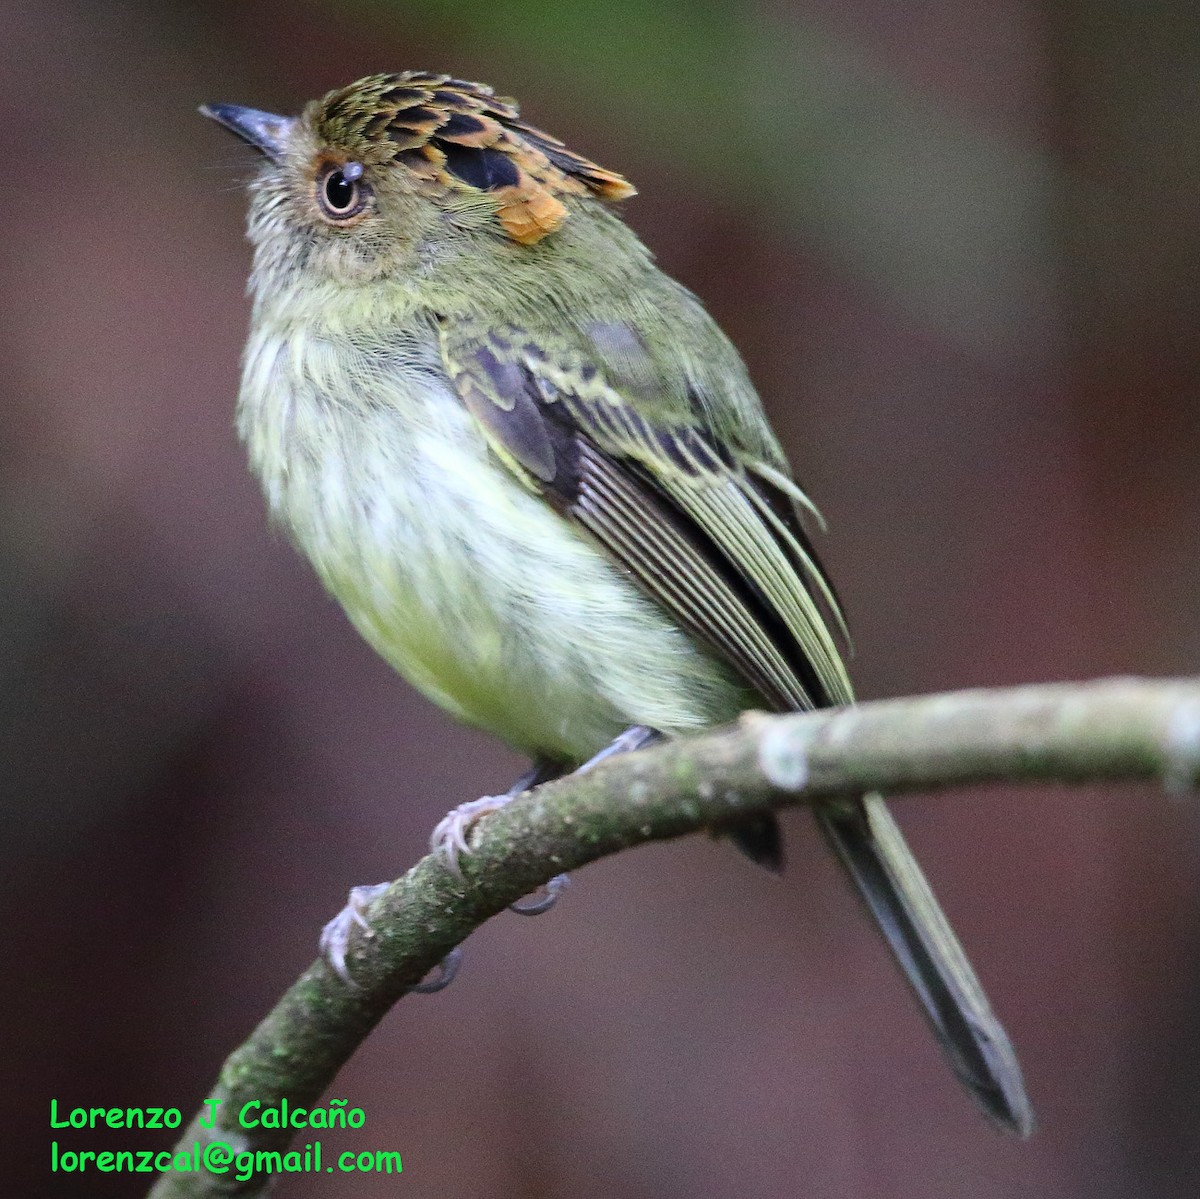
[202,72,1032,1134]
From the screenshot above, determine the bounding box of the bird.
[201,71,1032,1135]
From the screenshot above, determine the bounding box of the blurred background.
[3,0,1198,1195]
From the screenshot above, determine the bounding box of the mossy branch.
[147,676,1200,1197]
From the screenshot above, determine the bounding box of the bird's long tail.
[814,793,1034,1136]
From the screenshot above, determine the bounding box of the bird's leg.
[432,728,662,868]
[321,760,570,981]
[431,757,575,916]
[432,726,662,907]
[576,724,662,771]
[323,729,662,982]
[430,758,566,872]
[516,725,658,906]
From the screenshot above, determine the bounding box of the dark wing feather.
[439,319,852,714]
[573,440,808,709]
[437,317,1033,1136]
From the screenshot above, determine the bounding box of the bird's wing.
[439,316,1033,1135]
[438,317,853,713]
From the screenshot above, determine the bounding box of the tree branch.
[147,676,1200,1197]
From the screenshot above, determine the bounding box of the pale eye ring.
[316,161,369,222]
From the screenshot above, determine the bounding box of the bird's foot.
[409,947,464,993]
[320,881,391,982]
[510,873,570,915]
[432,758,575,915]
[318,881,463,992]
[431,793,572,916]
[505,726,657,912]
[430,794,514,875]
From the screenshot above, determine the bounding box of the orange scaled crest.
[311,72,636,245]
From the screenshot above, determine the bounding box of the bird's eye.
[316,162,369,222]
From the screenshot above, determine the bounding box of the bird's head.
[202,72,636,297]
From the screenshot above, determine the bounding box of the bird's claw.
[319,881,392,984]
[431,795,569,916]
[319,882,465,995]
[510,872,570,915]
[430,794,513,874]
[408,947,463,993]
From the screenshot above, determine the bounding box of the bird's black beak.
[199,103,293,163]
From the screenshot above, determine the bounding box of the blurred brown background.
[3,0,1198,1195]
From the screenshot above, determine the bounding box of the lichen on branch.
[147,676,1200,1198]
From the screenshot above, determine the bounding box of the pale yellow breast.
[238,324,750,762]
